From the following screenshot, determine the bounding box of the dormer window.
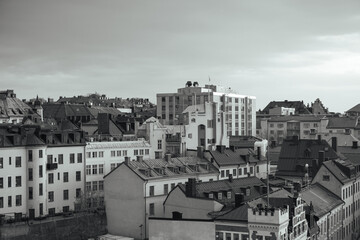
[218,192,222,200]
[246,188,251,196]
[227,191,231,199]
[209,193,213,199]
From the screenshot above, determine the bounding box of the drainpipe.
[352,178,357,239]
[144,180,148,240]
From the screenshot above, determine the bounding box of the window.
[63,172,69,182]
[86,152,91,158]
[209,193,214,199]
[218,192,222,200]
[216,232,224,240]
[86,182,91,192]
[86,165,91,175]
[158,140,162,150]
[123,150,127,156]
[323,175,330,181]
[39,165,43,178]
[0,157,3,168]
[226,170,229,177]
[16,176,21,187]
[58,154,63,164]
[28,150,33,162]
[15,156,21,167]
[39,150,43,158]
[92,164,98,175]
[99,180,104,191]
[48,191,54,202]
[77,153,82,163]
[140,149,144,155]
[145,149,149,155]
[111,163,116,170]
[9,157,11,165]
[29,168,33,181]
[256,166,259,173]
[233,169,237,176]
[92,152,97,158]
[29,187,33,200]
[221,170,225,178]
[227,191,231,199]
[0,178,3,189]
[63,190,69,200]
[171,183,175,189]
[164,184,169,194]
[111,151,116,157]
[39,183,43,196]
[8,176,11,187]
[150,186,155,196]
[76,188,81,198]
[16,195,22,206]
[47,154,53,164]
[207,120,213,128]
[134,150,139,155]
[99,164,104,174]
[92,181,97,191]
[76,171,81,181]
[39,203,43,215]
[99,151,104,157]
[8,196,12,207]
[244,168,248,175]
[70,153,75,163]
[149,203,155,216]
[250,167,253,174]
[48,208,55,216]
[48,173,54,184]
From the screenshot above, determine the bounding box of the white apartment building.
[85,139,152,202]
[0,125,85,220]
[157,82,256,137]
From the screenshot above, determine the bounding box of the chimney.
[185,178,197,197]
[235,193,244,208]
[331,137,337,152]
[230,145,236,152]
[216,145,225,153]
[292,135,299,144]
[317,135,322,144]
[165,153,171,162]
[309,202,315,228]
[257,147,261,160]
[136,156,143,162]
[124,156,130,165]
[197,146,204,159]
[318,151,325,167]
[352,141,358,149]
[228,174,233,182]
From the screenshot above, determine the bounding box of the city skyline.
[1,0,360,113]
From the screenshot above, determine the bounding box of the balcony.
[46,163,58,171]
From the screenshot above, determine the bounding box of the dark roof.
[267,115,323,122]
[215,204,249,221]
[43,103,93,120]
[261,100,310,115]
[0,90,33,118]
[327,117,358,129]
[276,139,339,176]
[229,136,261,148]
[347,104,360,113]
[210,148,266,167]
[300,183,343,218]
[322,160,355,184]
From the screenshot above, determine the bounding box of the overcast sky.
[1,0,360,112]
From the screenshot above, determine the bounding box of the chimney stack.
[318,150,325,167]
[235,193,244,208]
[229,174,233,182]
[352,141,358,149]
[216,145,226,153]
[197,146,204,159]
[136,156,143,162]
[124,156,130,165]
[185,178,197,197]
[317,135,322,144]
[165,153,171,162]
[332,137,337,152]
[257,147,261,160]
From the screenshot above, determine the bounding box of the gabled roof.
[86,140,151,149]
[261,100,310,115]
[138,117,165,130]
[327,117,358,129]
[323,133,359,147]
[322,160,355,184]
[0,91,33,118]
[210,148,266,167]
[87,106,121,118]
[43,103,93,119]
[300,183,343,218]
[276,139,338,176]
[347,103,360,113]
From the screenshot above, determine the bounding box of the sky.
[1,0,360,113]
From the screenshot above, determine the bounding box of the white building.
[157,83,256,137]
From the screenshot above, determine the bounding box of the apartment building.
[104,154,219,239]
[0,124,85,220]
[0,90,34,124]
[157,82,256,137]
[85,139,152,204]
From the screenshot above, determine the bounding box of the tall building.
[156,82,256,137]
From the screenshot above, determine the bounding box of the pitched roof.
[323,133,359,147]
[267,115,323,122]
[183,104,205,113]
[86,140,151,149]
[0,91,33,118]
[210,148,266,167]
[322,160,354,184]
[327,117,358,129]
[43,103,93,119]
[347,103,360,113]
[261,100,311,114]
[300,183,343,218]
[276,139,339,176]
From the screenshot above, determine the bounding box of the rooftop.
[210,147,266,167]
[86,140,151,149]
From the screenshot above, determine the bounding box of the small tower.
[33,95,43,122]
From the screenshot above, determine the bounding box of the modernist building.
[0,123,86,220]
[104,153,219,240]
[156,82,256,137]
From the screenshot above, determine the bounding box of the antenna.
[208,76,211,103]
[266,143,270,206]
